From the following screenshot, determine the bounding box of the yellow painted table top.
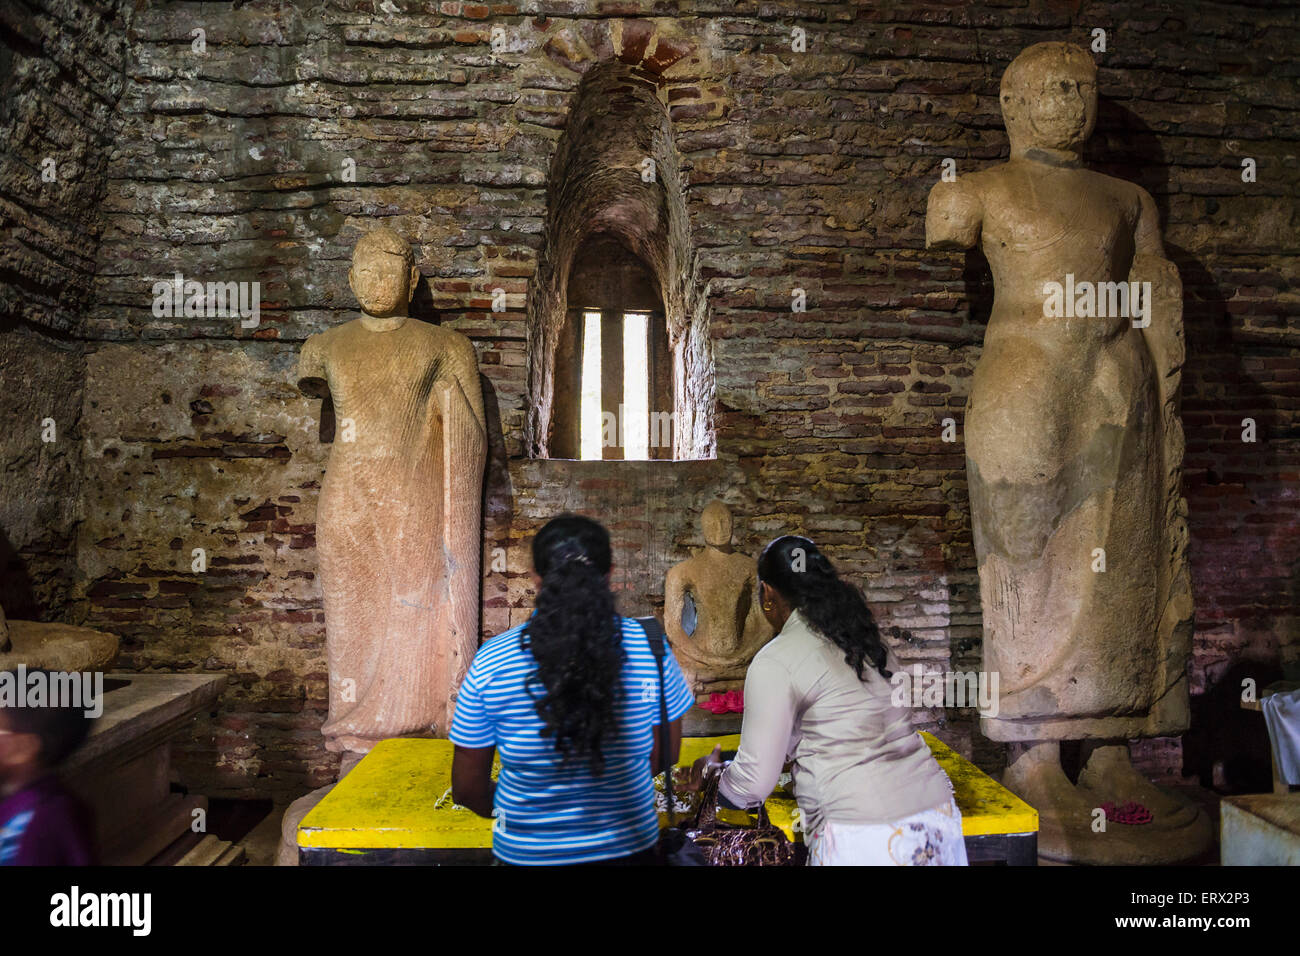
[299,738,499,850]
[916,732,1038,837]
[299,732,1037,850]
[686,732,1037,841]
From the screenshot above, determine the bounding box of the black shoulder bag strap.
[638,617,711,866]
[636,616,676,825]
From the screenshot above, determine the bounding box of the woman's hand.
[678,745,725,791]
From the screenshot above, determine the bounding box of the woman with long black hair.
[450,514,694,865]
[696,534,968,866]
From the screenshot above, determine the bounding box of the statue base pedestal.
[1220,793,1300,865]
[1004,741,1213,865]
[681,706,742,737]
[276,784,336,867]
[1033,787,1213,865]
[1,619,120,671]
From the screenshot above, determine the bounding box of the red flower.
[701,690,745,714]
[1100,801,1152,825]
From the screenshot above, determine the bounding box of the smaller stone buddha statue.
[663,502,774,699]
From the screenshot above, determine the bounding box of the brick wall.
[0,0,133,619]
[2,0,1294,801]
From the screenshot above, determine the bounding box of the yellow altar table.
[298,732,1038,865]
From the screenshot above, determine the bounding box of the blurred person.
[0,669,96,865]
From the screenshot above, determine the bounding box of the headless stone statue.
[664,502,774,699]
[297,226,487,759]
[925,42,1205,863]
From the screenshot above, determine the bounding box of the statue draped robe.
[298,318,486,752]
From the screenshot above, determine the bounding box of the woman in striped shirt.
[450,514,694,865]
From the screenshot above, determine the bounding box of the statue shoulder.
[303,319,357,354]
[665,556,696,582]
[726,550,759,573]
[297,324,344,393]
[1066,167,1153,222]
[420,323,479,364]
[1104,179,1168,258]
[926,170,992,250]
[302,322,336,349]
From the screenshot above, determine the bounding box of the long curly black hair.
[757,535,892,681]
[522,514,625,775]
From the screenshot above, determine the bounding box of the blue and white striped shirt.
[449,615,694,865]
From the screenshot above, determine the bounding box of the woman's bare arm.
[649,717,683,774]
[451,745,496,817]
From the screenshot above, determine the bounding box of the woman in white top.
[694,535,968,866]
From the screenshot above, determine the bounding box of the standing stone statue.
[297,226,487,759]
[664,501,774,700]
[925,42,1206,863]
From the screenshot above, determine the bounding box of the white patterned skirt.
[806,798,969,866]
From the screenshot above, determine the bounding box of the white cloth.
[1261,688,1300,785]
[806,797,969,866]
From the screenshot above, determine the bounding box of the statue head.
[349,226,420,319]
[1000,42,1097,162]
[701,500,733,549]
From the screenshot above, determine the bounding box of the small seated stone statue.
[664,502,774,700]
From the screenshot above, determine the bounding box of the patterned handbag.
[685,765,801,867]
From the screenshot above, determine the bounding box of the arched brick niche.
[525,60,716,461]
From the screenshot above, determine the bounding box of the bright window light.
[580,311,603,460]
[623,313,649,460]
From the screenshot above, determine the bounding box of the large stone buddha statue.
[297,226,487,760]
[925,42,1206,863]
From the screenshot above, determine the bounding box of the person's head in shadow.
[0,668,97,865]
[526,514,624,775]
[757,535,893,681]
